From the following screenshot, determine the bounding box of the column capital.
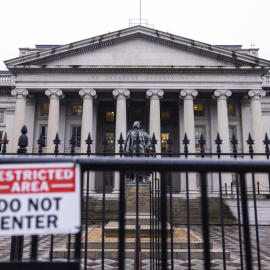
[45,89,64,99]
[11,89,29,98]
[112,89,130,100]
[213,90,232,100]
[79,89,97,99]
[179,89,198,100]
[248,89,266,100]
[146,89,164,100]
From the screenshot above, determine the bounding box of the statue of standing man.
[124,121,152,183]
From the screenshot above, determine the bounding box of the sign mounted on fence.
[0,163,81,236]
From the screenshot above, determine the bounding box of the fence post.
[53,133,61,156]
[1,132,9,154]
[11,126,28,260]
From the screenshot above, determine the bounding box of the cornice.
[5,26,270,69]
[8,66,268,75]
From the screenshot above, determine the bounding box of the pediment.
[5,26,270,74]
[42,39,235,67]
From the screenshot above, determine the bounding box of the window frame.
[71,126,82,148]
[227,104,235,117]
[105,111,115,123]
[161,111,170,122]
[40,126,48,147]
[41,103,50,116]
[195,126,206,149]
[72,104,83,116]
[161,132,169,153]
[194,104,204,116]
[229,126,237,149]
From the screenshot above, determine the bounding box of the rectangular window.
[73,104,82,116]
[41,103,49,116]
[0,111,4,123]
[161,133,169,152]
[106,112,115,122]
[133,111,143,122]
[105,171,114,186]
[41,126,48,147]
[105,132,115,152]
[229,126,236,148]
[161,111,170,122]
[194,104,203,116]
[72,126,81,147]
[232,173,237,186]
[196,173,201,187]
[195,126,205,148]
[227,104,234,117]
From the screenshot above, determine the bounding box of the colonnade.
[11,87,267,192]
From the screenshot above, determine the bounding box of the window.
[72,126,81,147]
[73,104,82,116]
[196,173,201,187]
[105,132,115,152]
[105,171,114,187]
[195,126,205,148]
[227,104,234,117]
[41,126,48,147]
[161,111,170,122]
[161,133,169,152]
[133,111,143,122]
[232,173,237,186]
[106,112,115,122]
[41,103,49,116]
[0,111,4,123]
[229,126,236,148]
[194,104,203,116]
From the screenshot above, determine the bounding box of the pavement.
[0,225,270,269]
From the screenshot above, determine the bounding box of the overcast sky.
[1,0,270,70]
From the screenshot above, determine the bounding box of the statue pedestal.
[126,183,150,214]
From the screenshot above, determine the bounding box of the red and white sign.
[0,163,81,236]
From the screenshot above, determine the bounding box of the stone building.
[1,25,270,193]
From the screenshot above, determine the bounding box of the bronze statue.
[124,121,152,183]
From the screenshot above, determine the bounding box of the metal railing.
[0,157,269,269]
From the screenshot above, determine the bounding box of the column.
[79,89,97,153]
[213,90,232,154]
[180,89,198,192]
[248,90,266,153]
[213,90,232,188]
[113,89,130,193]
[11,89,29,153]
[146,89,164,153]
[248,90,268,190]
[45,89,64,153]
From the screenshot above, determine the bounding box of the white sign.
[0,163,81,236]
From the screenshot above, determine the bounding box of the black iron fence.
[2,125,270,195]
[0,157,269,269]
[2,125,270,158]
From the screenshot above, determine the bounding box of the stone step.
[125,214,155,225]
[53,248,229,260]
[105,221,171,238]
[69,241,212,250]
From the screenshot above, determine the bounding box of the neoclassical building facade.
[1,25,270,193]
